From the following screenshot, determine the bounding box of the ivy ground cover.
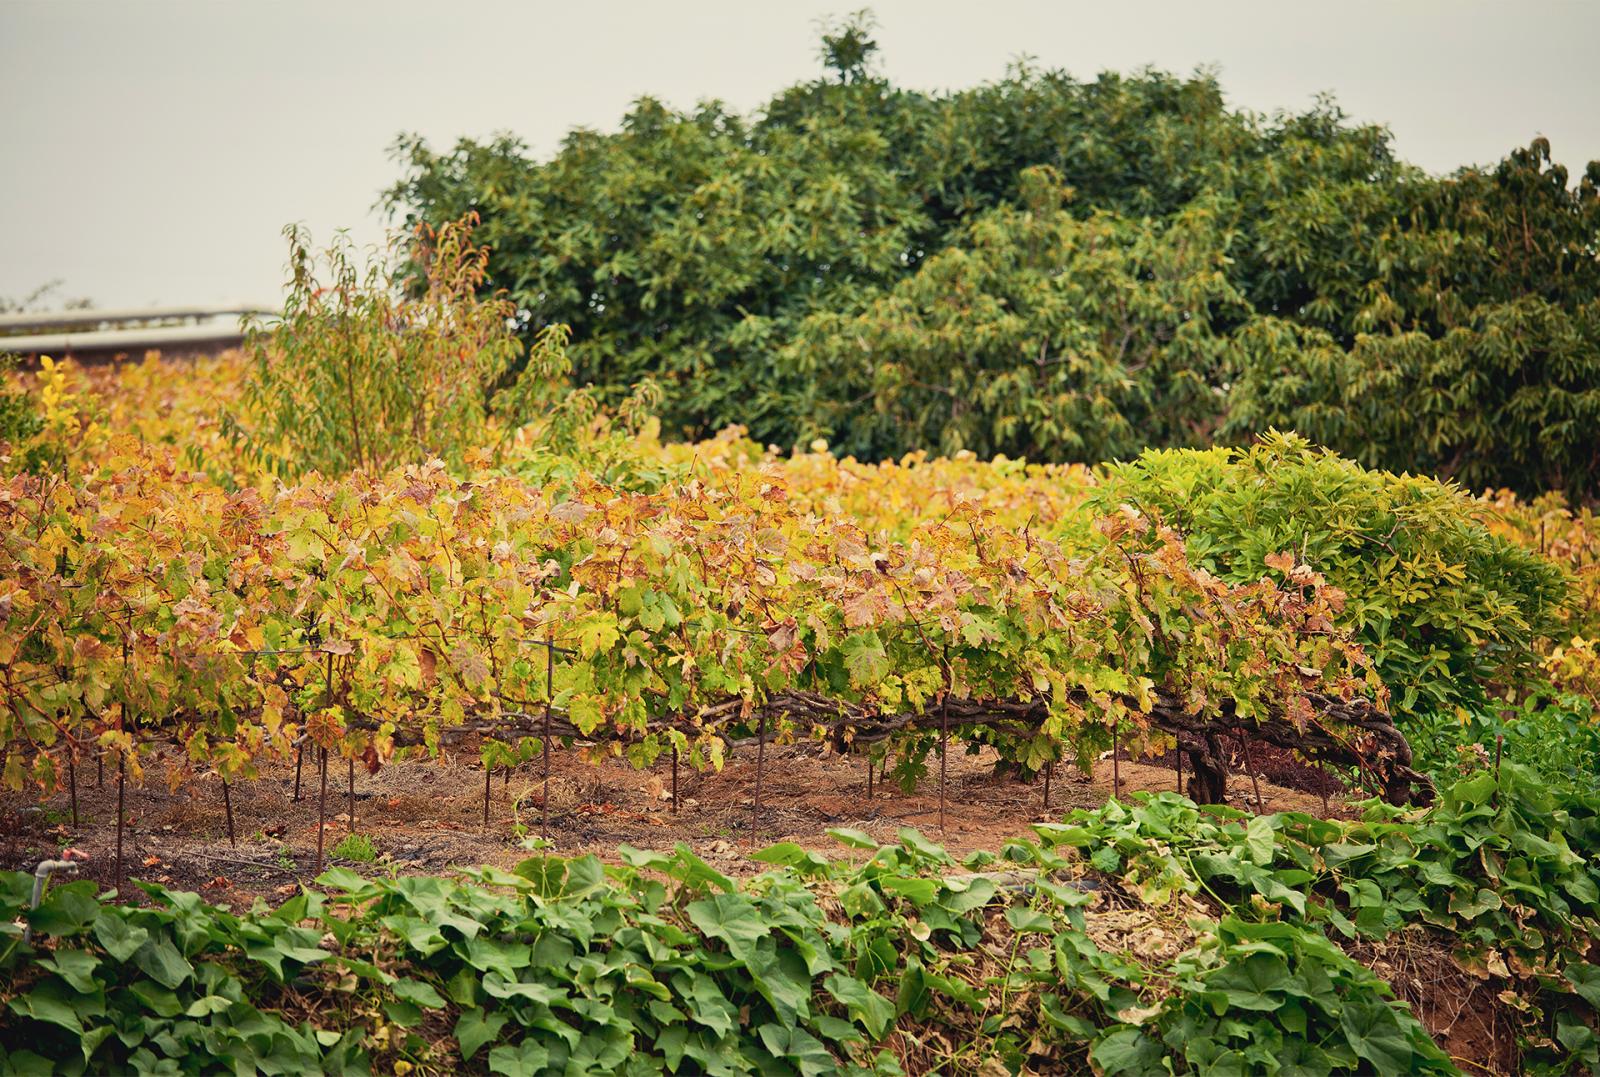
[3,764,1596,1076]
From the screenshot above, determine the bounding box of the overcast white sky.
[3,0,1597,310]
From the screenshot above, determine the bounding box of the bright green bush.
[1409,692,1600,797]
[1090,434,1569,722]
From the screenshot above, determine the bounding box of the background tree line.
[387,16,1600,499]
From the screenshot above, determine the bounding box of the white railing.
[0,303,273,333]
[0,303,275,357]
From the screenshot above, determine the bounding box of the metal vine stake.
[542,634,554,843]
[1238,727,1264,811]
[312,650,336,875]
[114,627,130,889]
[66,747,79,828]
[482,758,492,832]
[115,754,126,890]
[315,748,329,874]
[1111,720,1121,799]
[938,691,949,833]
[937,639,956,834]
[753,707,768,838]
[221,776,236,847]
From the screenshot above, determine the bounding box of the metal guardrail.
[0,303,275,360]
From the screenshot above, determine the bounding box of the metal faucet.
[23,849,89,944]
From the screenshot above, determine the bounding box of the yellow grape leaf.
[569,694,605,734]
[388,643,423,690]
[575,614,621,658]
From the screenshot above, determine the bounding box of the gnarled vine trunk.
[367,685,1434,807]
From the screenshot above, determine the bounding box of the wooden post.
[292,740,304,801]
[1042,761,1051,812]
[1176,742,1183,794]
[221,776,236,848]
[671,746,680,814]
[866,754,873,800]
[347,756,356,833]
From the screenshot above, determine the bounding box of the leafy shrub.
[0,355,46,471]
[233,214,568,477]
[0,355,101,474]
[1409,692,1600,797]
[1092,434,1569,722]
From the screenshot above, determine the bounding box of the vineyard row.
[4,439,1409,875]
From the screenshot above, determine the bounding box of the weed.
[332,834,377,863]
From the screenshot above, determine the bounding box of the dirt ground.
[1,742,1336,906]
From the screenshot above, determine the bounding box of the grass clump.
[332,833,377,863]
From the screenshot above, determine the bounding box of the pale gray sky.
[2,0,1597,309]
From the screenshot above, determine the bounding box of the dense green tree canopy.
[388,18,1600,498]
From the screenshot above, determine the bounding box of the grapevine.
[1,420,1423,873]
